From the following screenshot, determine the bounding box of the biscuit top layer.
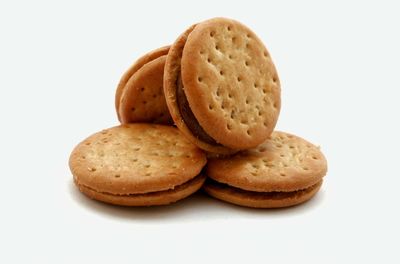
[206,131,327,192]
[69,124,207,194]
[181,18,281,149]
[115,46,170,122]
[119,55,172,124]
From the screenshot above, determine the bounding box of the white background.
[1,0,399,263]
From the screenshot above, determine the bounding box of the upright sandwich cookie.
[204,131,327,208]
[116,46,172,124]
[164,18,281,154]
[69,124,206,206]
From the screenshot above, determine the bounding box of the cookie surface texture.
[69,124,207,206]
[164,18,280,153]
[204,131,327,208]
[116,46,172,124]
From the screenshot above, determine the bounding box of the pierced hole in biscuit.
[241,119,248,125]
[245,98,250,104]
[237,76,242,82]
[245,61,249,66]
[131,107,136,112]
[215,45,220,51]
[230,110,235,119]
[81,156,86,159]
[280,173,286,177]
[246,33,251,38]
[251,172,257,176]
[283,164,289,168]
[228,54,233,59]
[276,144,282,148]
[140,87,145,92]
[303,167,309,171]
[273,102,278,109]
[246,43,250,49]
[133,147,141,151]
[226,123,232,130]
[216,88,221,96]
[227,25,231,31]
[252,164,259,169]
[312,156,318,160]
[253,83,258,88]
[132,158,138,162]
[208,104,213,110]
[219,70,224,76]
[144,164,151,168]
[185,154,191,158]
[263,122,268,127]
[228,93,232,99]
[210,31,215,37]
[198,77,203,82]
[232,36,236,42]
[264,51,269,57]
[114,174,120,178]
[280,154,285,157]
[246,129,251,136]
[142,101,147,105]
[199,50,204,55]
[88,167,96,172]
[273,76,278,83]
[168,153,174,157]
[207,58,212,63]
[259,147,266,152]
[172,165,177,169]
[145,172,151,176]
[289,145,295,149]
[221,103,225,110]
[152,94,157,98]
[262,89,267,94]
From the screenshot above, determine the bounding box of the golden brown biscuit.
[203,131,327,208]
[164,18,280,154]
[116,46,172,124]
[69,124,207,206]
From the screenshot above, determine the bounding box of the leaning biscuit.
[203,131,327,208]
[69,124,207,206]
[116,46,172,124]
[164,18,281,154]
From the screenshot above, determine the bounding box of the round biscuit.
[76,174,206,206]
[69,124,207,196]
[203,179,322,208]
[119,55,171,124]
[115,46,170,122]
[206,131,327,192]
[181,18,281,149]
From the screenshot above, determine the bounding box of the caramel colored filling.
[176,73,220,146]
[207,178,322,200]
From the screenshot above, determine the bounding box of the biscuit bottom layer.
[75,174,205,206]
[203,179,323,208]
[176,73,221,146]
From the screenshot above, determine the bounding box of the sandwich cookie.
[69,124,207,206]
[204,131,327,208]
[164,18,281,154]
[116,46,172,124]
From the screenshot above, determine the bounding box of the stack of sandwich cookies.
[70,124,206,206]
[116,46,172,124]
[204,131,327,208]
[70,17,327,209]
[164,18,280,154]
